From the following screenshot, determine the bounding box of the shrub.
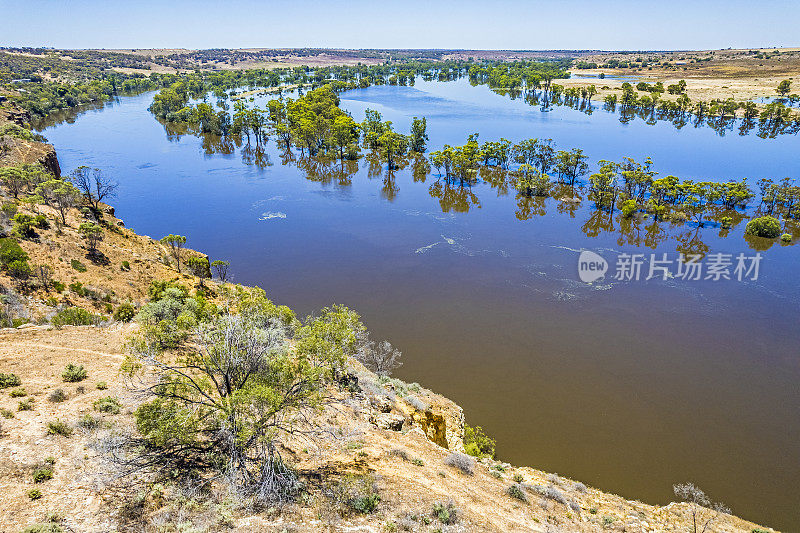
[0,238,28,268]
[9,387,26,397]
[77,413,100,430]
[513,473,525,483]
[744,216,781,238]
[386,448,410,461]
[70,259,87,272]
[6,259,31,279]
[507,483,528,502]
[432,501,457,524]
[0,372,21,389]
[96,381,108,390]
[544,485,567,504]
[93,396,121,414]
[463,424,496,458]
[21,521,63,533]
[46,419,73,437]
[51,280,65,293]
[351,493,380,514]
[12,213,37,238]
[32,467,53,483]
[18,398,34,411]
[574,482,587,493]
[27,488,43,500]
[48,389,67,403]
[411,458,424,466]
[0,408,14,418]
[444,452,475,475]
[61,363,88,382]
[68,281,86,296]
[52,308,97,328]
[113,303,135,322]
[44,457,56,465]
[780,233,792,242]
[120,260,130,271]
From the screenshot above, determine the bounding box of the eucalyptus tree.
[69,166,118,214]
[410,117,429,153]
[555,148,589,188]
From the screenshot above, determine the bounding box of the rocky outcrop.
[0,137,61,177]
[0,100,60,176]
[398,390,465,452]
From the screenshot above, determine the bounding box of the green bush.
[432,501,457,524]
[27,488,43,500]
[12,213,37,238]
[744,216,781,238]
[350,493,380,514]
[780,233,792,242]
[463,424,496,458]
[34,214,50,229]
[78,413,100,430]
[48,389,67,403]
[70,259,87,272]
[0,372,21,388]
[0,238,28,268]
[51,280,65,292]
[506,483,528,502]
[61,363,88,382]
[22,524,64,533]
[32,467,53,483]
[46,419,73,437]
[7,259,31,279]
[113,303,135,322]
[68,281,86,296]
[52,308,97,328]
[96,381,108,390]
[10,387,27,398]
[120,260,130,271]
[18,398,34,411]
[93,396,121,414]
[0,407,14,418]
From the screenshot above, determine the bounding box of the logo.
[578,250,608,283]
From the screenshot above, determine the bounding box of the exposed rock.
[370,412,404,431]
[398,391,465,452]
[0,136,61,177]
[370,395,393,413]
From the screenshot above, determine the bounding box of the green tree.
[79,222,103,255]
[160,234,187,272]
[211,260,230,283]
[409,116,429,153]
[39,180,81,225]
[777,79,791,97]
[0,166,31,199]
[555,148,589,188]
[186,255,211,287]
[330,115,359,160]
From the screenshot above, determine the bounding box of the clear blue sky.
[2,0,798,51]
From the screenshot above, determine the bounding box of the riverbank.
[0,100,780,532]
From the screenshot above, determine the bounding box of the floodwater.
[35,78,800,530]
